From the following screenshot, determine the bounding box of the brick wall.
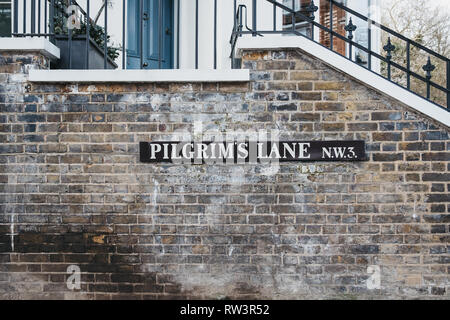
[0,47,448,299]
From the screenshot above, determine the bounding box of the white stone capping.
[0,38,60,60]
[236,36,450,128]
[28,69,250,83]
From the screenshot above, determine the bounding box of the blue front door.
[127,0,173,69]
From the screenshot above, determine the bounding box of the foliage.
[52,0,120,61]
[381,0,450,106]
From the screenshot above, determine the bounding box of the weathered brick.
[291,113,320,122]
[373,132,403,141]
[82,124,112,132]
[314,82,346,90]
[426,194,450,203]
[422,173,450,182]
[422,153,450,161]
[371,112,402,121]
[267,82,296,91]
[315,102,345,111]
[347,123,377,131]
[372,153,404,161]
[0,47,447,300]
[291,92,322,100]
[374,194,404,203]
[399,142,429,151]
[268,103,297,111]
[290,71,320,80]
[297,82,313,91]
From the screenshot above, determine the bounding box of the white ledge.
[236,37,450,128]
[28,69,250,83]
[0,38,60,60]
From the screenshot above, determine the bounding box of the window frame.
[0,0,12,37]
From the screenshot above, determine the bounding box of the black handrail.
[231,0,449,110]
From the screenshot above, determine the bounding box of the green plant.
[52,0,120,61]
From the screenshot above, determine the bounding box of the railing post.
[86,0,90,70]
[367,20,372,70]
[387,61,391,80]
[238,6,244,34]
[383,37,395,81]
[49,0,55,43]
[195,0,199,69]
[68,0,73,69]
[44,0,47,35]
[329,0,333,50]
[291,0,295,33]
[231,0,237,69]
[252,0,257,36]
[122,0,126,69]
[214,0,217,69]
[23,0,26,34]
[310,1,317,40]
[38,0,41,35]
[422,57,435,100]
[13,0,18,35]
[31,0,36,35]
[305,1,318,40]
[273,2,276,31]
[233,0,237,30]
[177,0,180,69]
[104,0,108,69]
[345,17,356,61]
[406,41,411,90]
[139,0,143,69]
[158,0,162,69]
[447,60,450,109]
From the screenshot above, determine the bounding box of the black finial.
[344,18,357,40]
[306,0,319,20]
[383,37,395,61]
[422,56,436,80]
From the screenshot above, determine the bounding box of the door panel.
[127,0,173,69]
[126,0,143,69]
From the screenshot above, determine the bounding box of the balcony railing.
[9,0,450,110]
[231,0,450,110]
[11,0,220,70]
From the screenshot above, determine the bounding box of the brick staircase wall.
[0,48,448,299]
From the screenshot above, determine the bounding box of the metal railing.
[12,0,117,69]
[11,0,220,70]
[9,0,450,110]
[231,0,450,110]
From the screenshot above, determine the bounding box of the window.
[282,1,351,57]
[282,0,313,37]
[320,0,347,56]
[0,0,12,37]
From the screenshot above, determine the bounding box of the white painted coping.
[0,38,60,60]
[236,36,450,128]
[29,69,250,83]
